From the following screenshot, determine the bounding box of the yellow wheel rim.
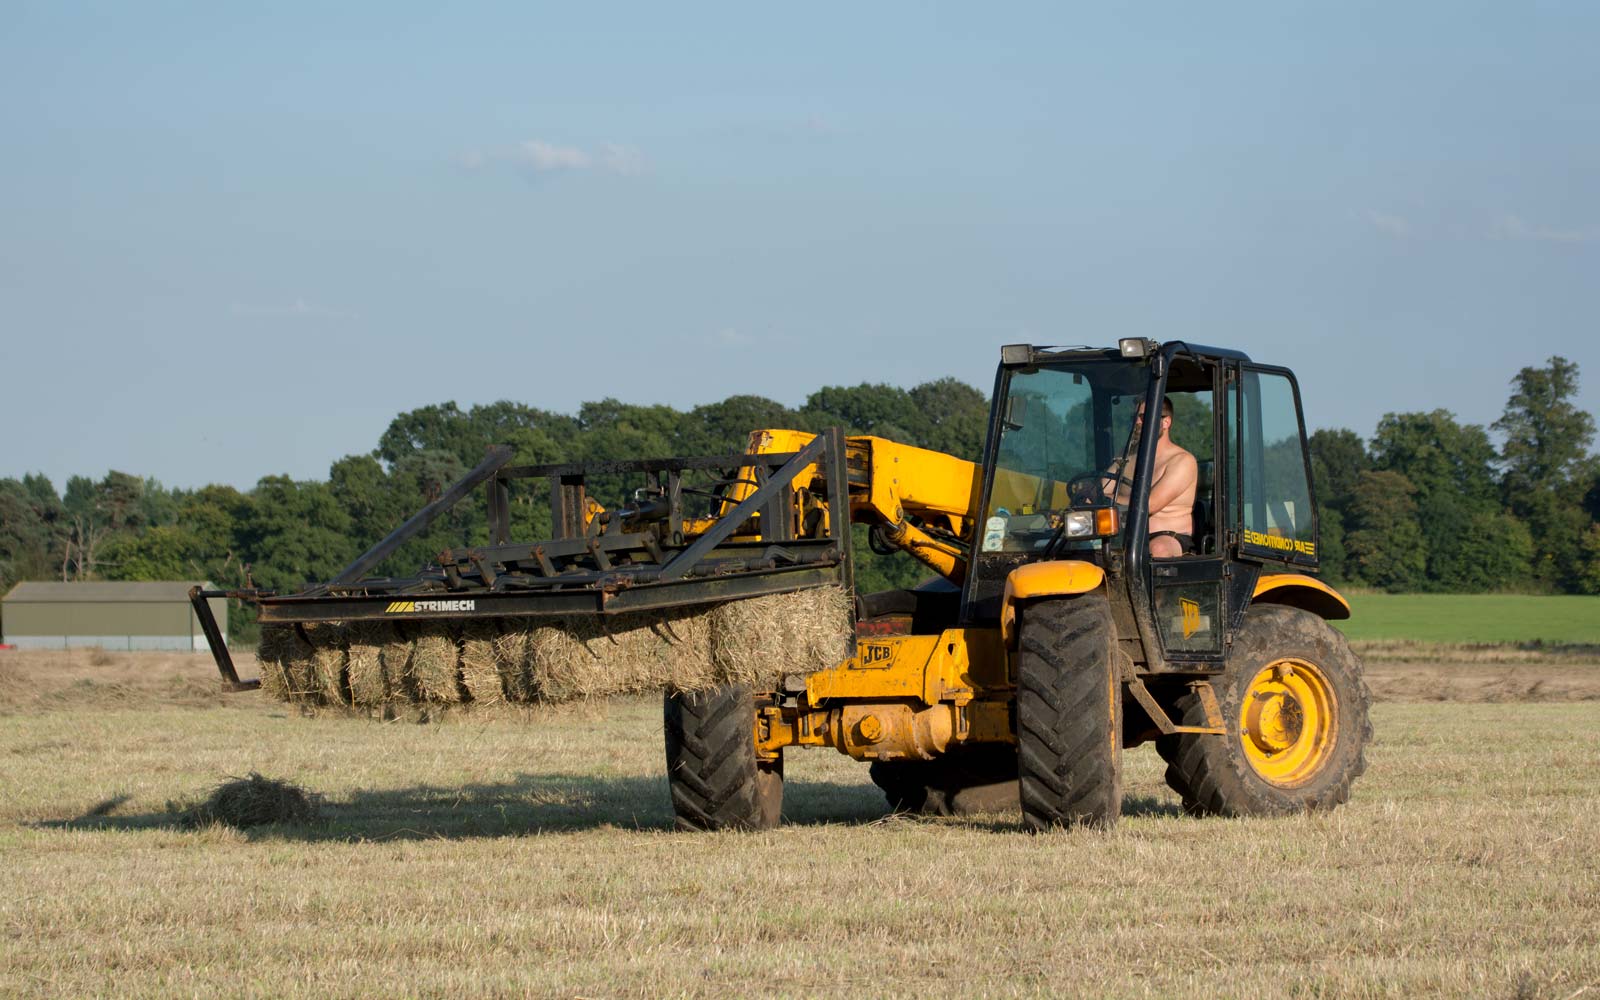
[1238,658,1338,787]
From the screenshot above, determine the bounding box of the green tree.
[1345,470,1426,592]
[908,378,990,461]
[378,401,579,469]
[239,476,357,591]
[1370,410,1499,591]
[1578,524,1600,596]
[675,396,802,456]
[1494,357,1598,590]
[1307,429,1369,584]
[1451,512,1535,592]
[0,476,67,589]
[100,525,204,581]
[801,383,926,445]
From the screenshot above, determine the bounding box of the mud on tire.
[663,684,782,831]
[1158,604,1372,817]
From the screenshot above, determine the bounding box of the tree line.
[0,379,989,638]
[1,358,1596,642]
[1311,356,1599,595]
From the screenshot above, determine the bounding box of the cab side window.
[1236,369,1317,563]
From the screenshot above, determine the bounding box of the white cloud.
[1493,213,1598,245]
[459,139,648,177]
[596,143,644,176]
[1364,209,1413,239]
[230,297,357,320]
[517,140,593,172]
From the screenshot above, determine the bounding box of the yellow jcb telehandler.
[195,339,1370,831]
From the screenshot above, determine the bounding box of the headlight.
[1063,511,1096,538]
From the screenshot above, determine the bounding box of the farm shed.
[0,581,226,651]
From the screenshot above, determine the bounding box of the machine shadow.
[42,771,896,842]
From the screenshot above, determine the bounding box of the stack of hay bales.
[255,585,852,709]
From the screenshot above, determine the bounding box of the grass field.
[1339,593,1600,645]
[2,649,1598,998]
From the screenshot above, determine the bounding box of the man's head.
[1135,397,1175,437]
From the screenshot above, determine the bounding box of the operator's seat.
[1192,459,1215,555]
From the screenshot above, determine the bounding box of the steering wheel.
[1066,471,1130,505]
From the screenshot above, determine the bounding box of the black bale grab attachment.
[192,429,856,691]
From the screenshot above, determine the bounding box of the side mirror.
[1003,395,1030,431]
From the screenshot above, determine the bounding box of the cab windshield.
[982,361,1146,553]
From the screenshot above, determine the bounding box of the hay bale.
[527,609,713,701]
[255,625,299,700]
[381,629,416,702]
[256,624,320,703]
[249,583,852,709]
[493,624,533,701]
[346,621,391,706]
[305,623,350,705]
[656,610,716,692]
[411,622,462,703]
[178,772,320,829]
[460,621,506,705]
[710,585,853,688]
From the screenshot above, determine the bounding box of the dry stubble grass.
[1,649,1598,999]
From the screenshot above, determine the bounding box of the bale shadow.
[40,771,893,841]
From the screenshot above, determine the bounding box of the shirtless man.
[1103,397,1199,559]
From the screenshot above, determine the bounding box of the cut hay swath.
[255,586,853,709]
[176,772,321,829]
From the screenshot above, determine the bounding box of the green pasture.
[1338,593,1600,645]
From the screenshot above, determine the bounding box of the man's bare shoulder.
[1159,447,1199,476]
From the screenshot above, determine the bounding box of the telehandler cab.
[195,340,1370,831]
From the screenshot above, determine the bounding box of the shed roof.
[1,581,213,604]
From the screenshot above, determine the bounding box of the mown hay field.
[1,647,1598,999]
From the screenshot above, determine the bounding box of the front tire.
[663,685,782,831]
[1016,594,1122,830]
[1158,604,1371,816]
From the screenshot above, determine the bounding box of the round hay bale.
[346,621,391,706]
[460,621,506,705]
[710,585,853,688]
[411,622,462,703]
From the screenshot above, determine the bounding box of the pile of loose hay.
[175,772,321,829]
[255,585,853,709]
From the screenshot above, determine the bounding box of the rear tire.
[1158,604,1371,816]
[663,685,782,831]
[1016,594,1122,830]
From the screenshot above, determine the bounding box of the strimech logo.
[384,600,476,614]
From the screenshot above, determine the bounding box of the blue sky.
[2,2,1597,489]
